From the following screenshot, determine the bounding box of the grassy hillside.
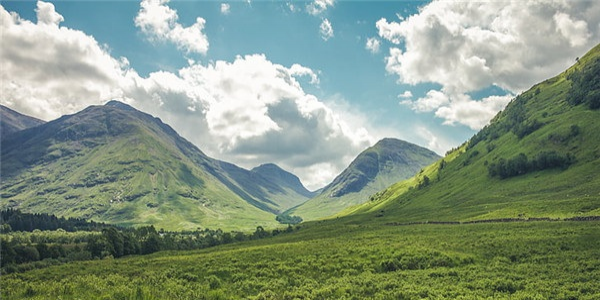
[0,102,285,231]
[341,44,600,224]
[288,138,439,220]
[2,220,598,299]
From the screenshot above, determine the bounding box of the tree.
[142,234,161,254]
[1,239,16,267]
[86,235,110,258]
[102,227,124,258]
[252,226,269,239]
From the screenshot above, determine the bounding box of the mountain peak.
[251,163,315,198]
[104,100,136,111]
[0,105,46,139]
[287,138,440,220]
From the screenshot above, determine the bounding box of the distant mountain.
[252,163,316,198]
[287,138,440,220]
[342,44,600,223]
[0,105,45,139]
[0,100,311,230]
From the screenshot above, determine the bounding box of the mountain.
[342,44,600,223]
[251,163,316,198]
[287,138,440,220]
[0,105,45,139]
[0,101,311,230]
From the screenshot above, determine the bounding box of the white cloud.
[397,91,413,99]
[319,18,334,41]
[365,37,381,53]
[0,1,133,120]
[289,64,320,85]
[307,0,334,16]
[0,2,373,190]
[35,1,63,26]
[415,126,452,156]
[554,12,591,47]
[401,90,449,113]
[434,94,513,130]
[135,0,209,55]
[220,3,230,15]
[378,0,600,129]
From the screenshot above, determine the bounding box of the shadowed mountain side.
[288,138,440,220]
[0,105,45,139]
[0,101,311,230]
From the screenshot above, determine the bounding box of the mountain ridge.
[339,43,600,223]
[0,101,311,230]
[287,137,440,220]
[0,105,46,139]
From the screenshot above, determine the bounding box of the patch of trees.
[1,212,299,273]
[1,209,112,232]
[488,151,575,179]
[567,57,600,109]
[417,175,430,189]
[276,214,303,225]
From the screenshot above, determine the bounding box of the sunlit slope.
[341,44,600,223]
[288,138,440,220]
[0,101,282,231]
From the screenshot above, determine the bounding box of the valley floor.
[2,220,599,300]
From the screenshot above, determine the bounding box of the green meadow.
[2,220,599,299]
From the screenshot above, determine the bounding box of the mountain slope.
[342,44,600,223]
[0,101,310,230]
[0,105,45,139]
[288,138,440,220]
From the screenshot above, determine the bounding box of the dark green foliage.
[0,209,111,232]
[275,214,303,225]
[513,119,544,139]
[417,175,430,189]
[488,151,575,178]
[567,57,600,109]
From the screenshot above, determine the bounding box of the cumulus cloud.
[135,0,209,55]
[220,3,230,15]
[0,1,134,120]
[365,37,380,53]
[378,0,600,129]
[554,12,591,47]
[401,90,448,113]
[35,1,63,25]
[0,1,373,190]
[319,18,334,41]
[433,94,512,130]
[307,0,334,16]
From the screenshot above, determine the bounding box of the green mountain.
[252,163,316,198]
[342,44,600,223]
[0,101,311,231]
[0,105,45,139]
[287,138,440,220]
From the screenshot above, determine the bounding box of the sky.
[1,0,599,190]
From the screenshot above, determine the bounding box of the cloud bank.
[380,0,600,130]
[0,1,372,190]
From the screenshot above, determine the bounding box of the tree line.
[487,151,575,179]
[1,209,298,273]
[1,208,113,232]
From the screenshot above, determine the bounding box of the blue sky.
[1,0,598,189]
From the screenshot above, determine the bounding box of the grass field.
[2,219,598,299]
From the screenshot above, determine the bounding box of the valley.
[1,7,599,299]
